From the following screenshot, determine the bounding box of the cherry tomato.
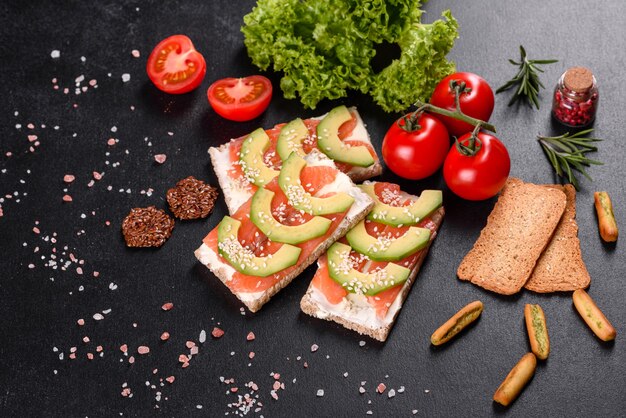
[146,35,206,94]
[443,132,510,200]
[382,113,450,180]
[430,72,495,137]
[207,76,273,122]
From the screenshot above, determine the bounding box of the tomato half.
[382,113,450,180]
[430,72,495,137]
[207,76,273,122]
[443,132,510,200]
[146,35,207,94]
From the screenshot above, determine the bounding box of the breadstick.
[524,304,550,360]
[431,300,483,346]
[493,353,537,407]
[594,191,618,242]
[572,289,616,341]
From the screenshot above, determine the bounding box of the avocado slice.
[276,118,308,161]
[278,152,355,215]
[217,216,301,277]
[239,128,279,187]
[317,106,375,167]
[250,187,332,244]
[360,184,442,227]
[326,242,410,296]
[346,220,431,262]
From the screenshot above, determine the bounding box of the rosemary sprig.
[537,129,603,190]
[496,45,558,109]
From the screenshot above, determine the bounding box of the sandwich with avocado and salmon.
[195,151,374,312]
[300,182,444,341]
[208,105,383,214]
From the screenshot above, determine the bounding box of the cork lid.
[564,67,594,93]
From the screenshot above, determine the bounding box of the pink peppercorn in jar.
[552,67,599,127]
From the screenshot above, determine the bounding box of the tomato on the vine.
[207,76,273,122]
[382,113,450,180]
[443,132,510,200]
[430,72,495,137]
[146,35,206,94]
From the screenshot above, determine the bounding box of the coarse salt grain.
[377,383,386,394]
[161,302,174,311]
[77,318,85,326]
[121,73,131,82]
[212,327,224,338]
[311,344,319,352]
[63,175,75,183]
[154,154,167,164]
[131,50,140,58]
[165,376,175,384]
[93,313,104,320]
[316,389,324,397]
[246,332,255,341]
[51,50,60,58]
[62,194,73,202]
[138,346,150,355]
[160,332,170,341]
[199,330,206,343]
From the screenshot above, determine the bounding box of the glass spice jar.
[552,67,598,127]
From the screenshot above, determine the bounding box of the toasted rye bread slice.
[524,184,591,293]
[457,178,567,295]
[195,152,374,312]
[300,204,445,342]
[209,107,382,214]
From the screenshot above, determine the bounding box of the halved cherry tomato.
[382,113,450,180]
[146,35,206,94]
[430,72,495,137]
[443,132,510,200]
[207,76,272,122]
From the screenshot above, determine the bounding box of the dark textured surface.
[1,1,625,416]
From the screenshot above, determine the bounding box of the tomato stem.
[414,100,496,134]
[455,124,483,157]
[398,112,422,132]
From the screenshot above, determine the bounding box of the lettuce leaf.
[242,0,458,112]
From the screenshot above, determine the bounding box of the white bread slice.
[457,178,567,295]
[209,107,382,214]
[524,184,591,292]
[195,151,374,312]
[300,185,445,342]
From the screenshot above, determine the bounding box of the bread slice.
[300,185,445,342]
[209,107,383,214]
[195,151,374,312]
[457,178,567,295]
[524,184,591,292]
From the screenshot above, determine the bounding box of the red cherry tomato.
[146,35,206,94]
[430,72,495,137]
[382,113,450,180]
[207,76,273,122]
[443,132,510,200]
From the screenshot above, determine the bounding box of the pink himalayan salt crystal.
[212,327,224,338]
[62,194,73,202]
[138,346,150,355]
[63,174,75,183]
[246,332,255,341]
[154,154,167,164]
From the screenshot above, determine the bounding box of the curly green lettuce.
[241,0,458,112]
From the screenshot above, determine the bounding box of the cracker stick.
[493,353,537,407]
[431,301,483,346]
[594,191,618,242]
[524,304,550,360]
[573,289,616,341]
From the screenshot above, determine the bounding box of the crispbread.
[300,206,445,342]
[524,184,591,293]
[208,107,382,214]
[457,178,567,295]
[195,151,374,312]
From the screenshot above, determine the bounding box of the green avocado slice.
[276,118,309,161]
[239,128,280,187]
[278,152,355,215]
[317,106,375,167]
[360,184,442,227]
[250,187,332,244]
[217,216,301,277]
[327,242,411,296]
[346,220,431,262]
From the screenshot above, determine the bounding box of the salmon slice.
[203,161,348,295]
[311,256,349,304]
[313,182,439,319]
[226,112,367,184]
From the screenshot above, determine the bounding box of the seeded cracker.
[166,176,219,220]
[122,206,175,247]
